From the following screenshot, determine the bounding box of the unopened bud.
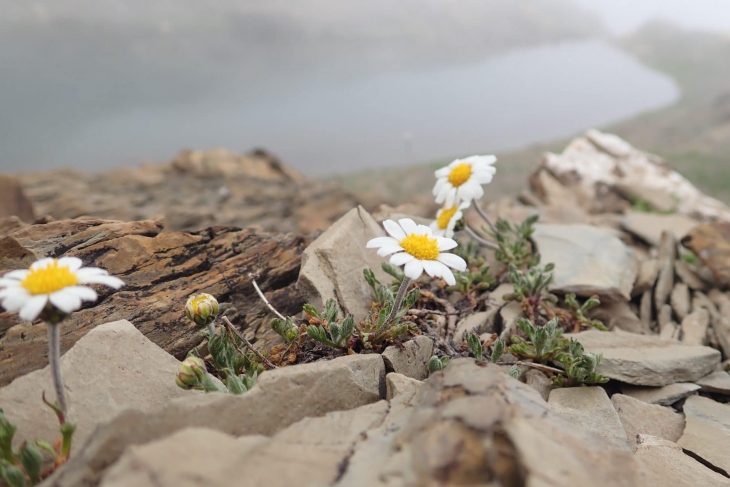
[176,356,207,390]
[185,293,219,326]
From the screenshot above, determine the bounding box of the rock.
[621,383,700,406]
[683,222,730,288]
[18,149,359,234]
[0,175,35,222]
[381,335,434,380]
[659,320,680,341]
[48,353,385,487]
[696,370,730,395]
[524,369,552,401]
[671,283,691,320]
[453,308,498,344]
[570,330,721,386]
[488,283,514,306]
[679,395,730,475]
[654,232,676,310]
[533,223,637,300]
[0,320,187,451]
[640,289,653,328]
[633,258,659,297]
[621,212,697,247]
[611,394,684,448]
[0,218,306,386]
[498,301,523,340]
[635,435,730,487]
[676,260,707,290]
[592,299,648,334]
[548,387,630,451]
[681,309,709,345]
[541,129,730,221]
[298,206,389,322]
[385,372,423,401]
[100,428,268,487]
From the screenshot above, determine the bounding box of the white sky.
[573,0,730,34]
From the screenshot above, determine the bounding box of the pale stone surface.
[0,320,187,451]
[49,353,385,487]
[381,335,434,380]
[298,206,389,321]
[635,435,730,487]
[611,394,684,448]
[385,372,423,401]
[696,370,730,395]
[671,282,691,321]
[654,232,676,311]
[0,174,35,222]
[681,309,709,345]
[621,383,700,406]
[548,387,630,451]
[570,330,721,386]
[621,212,696,247]
[678,395,730,474]
[533,223,637,300]
[592,299,648,334]
[524,369,552,401]
[453,309,498,344]
[633,258,659,297]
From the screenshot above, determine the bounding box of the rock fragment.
[679,395,730,475]
[611,394,684,448]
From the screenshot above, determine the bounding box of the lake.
[1,40,678,174]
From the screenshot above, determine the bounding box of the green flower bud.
[0,462,26,487]
[19,443,43,483]
[176,356,207,390]
[185,293,219,326]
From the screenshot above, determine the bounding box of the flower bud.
[185,293,219,326]
[176,356,207,390]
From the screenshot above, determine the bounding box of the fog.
[0,1,725,173]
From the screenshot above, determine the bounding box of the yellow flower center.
[400,234,440,261]
[21,261,78,295]
[447,162,472,187]
[436,206,459,230]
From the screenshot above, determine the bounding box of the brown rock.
[654,232,676,311]
[671,283,691,320]
[592,299,648,334]
[0,175,35,222]
[621,212,696,247]
[683,222,730,288]
[633,258,659,297]
[696,370,730,395]
[681,309,709,346]
[611,394,685,448]
[0,217,307,386]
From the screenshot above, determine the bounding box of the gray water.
[1,40,678,175]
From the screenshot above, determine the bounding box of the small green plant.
[452,241,496,295]
[553,340,608,387]
[207,326,261,394]
[509,318,564,362]
[563,293,606,332]
[303,300,356,349]
[427,355,449,374]
[492,215,540,269]
[0,404,75,486]
[507,263,555,322]
[271,316,299,343]
[466,332,484,361]
[490,338,505,363]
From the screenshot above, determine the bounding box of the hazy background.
[1,0,729,180]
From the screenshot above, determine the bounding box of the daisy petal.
[437,237,458,251]
[30,258,55,270]
[50,290,82,314]
[421,260,441,278]
[366,236,399,249]
[77,274,125,289]
[63,286,98,302]
[2,289,30,312]
[0,278,23,287]
[390,253,415,266]
[438,253,467,272]
[383,220,406,240]
[440,268,457,286]
[58,257,83,271]
[398,218,418,235]
[430,260,454,280]
[403,260,424,281]
[19,295,48,321]
[377,244,404,257]
[75,267,110,279]
[3,270,28,281]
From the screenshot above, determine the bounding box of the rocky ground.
[1,130,730,486]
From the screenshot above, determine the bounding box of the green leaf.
[19,443,43,483]
[466,333,484,360]
[0,461,26,487]
[491,338,505,363]
[302,303,320,319]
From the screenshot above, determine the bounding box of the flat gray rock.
[533,224,637,300]
[381,335,433,380]
[0,320,187,451]
[696,370,730,395]
[679,395,730,475]
[611,394,684,448]
[570,330,721,386]
[621,211,697,247]
[621,382,700,406]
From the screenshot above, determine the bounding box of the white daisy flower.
[0,257,125,322]
[367,218,467,286]
[433,155,497,207]
[430,202,469,238]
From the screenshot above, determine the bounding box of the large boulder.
[0,217,307,386]
[0,320,187,451]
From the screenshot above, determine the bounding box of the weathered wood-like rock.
[611,394,684,448]
[683,222,730,288]
[0,217,307,386]
[570,330,721,386]
[678,395,730,475]
[533,223,637,300]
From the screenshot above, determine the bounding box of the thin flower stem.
[249,275,286,321]
[385,277,412,326]
[221,315,277,369]
[514,360,564,375]
[472,200,498,235]
[464,224,499,250]
[47,324,68,415]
